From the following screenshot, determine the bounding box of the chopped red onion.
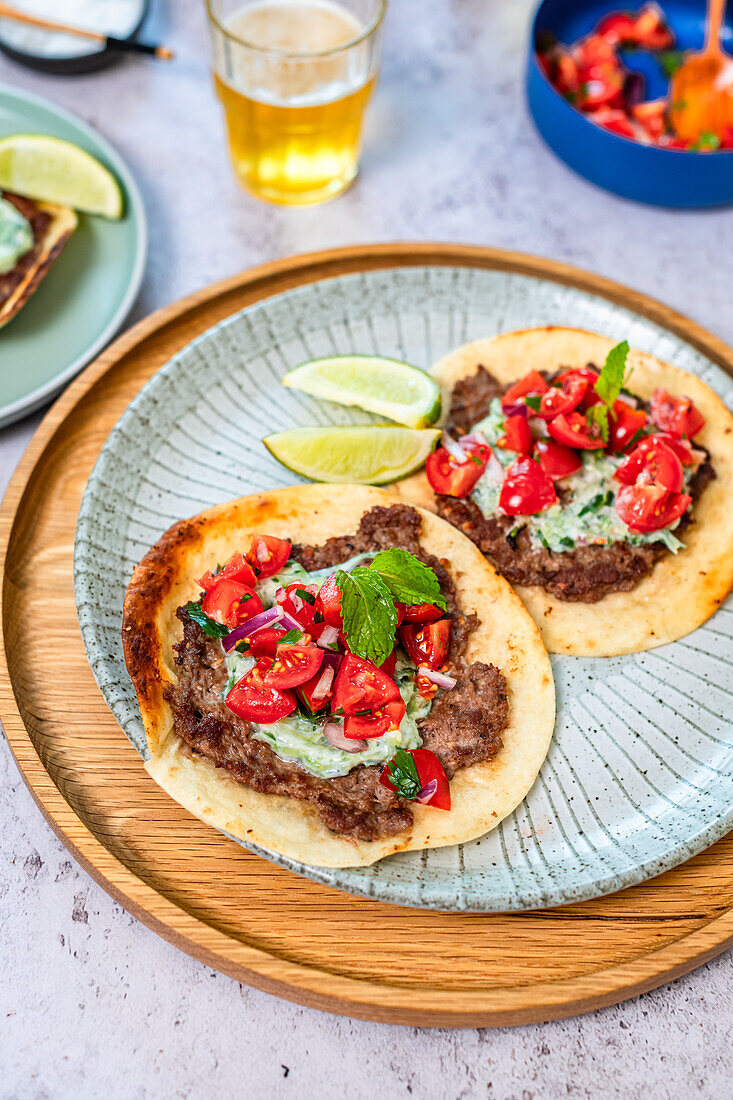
[323,721,366,753]
[617,392,638,408]
[441,431,469,464]
[279,610,304,634]
[321,649,344,672]
[311,666,334,702]
[463,428,489,449]
[222,607,284,652]
[289,591,304,613]
[416,779,438,804]
[316,625,340,649]
[418,665,457,690]
[501,401,530,418]
[484,449,505,488]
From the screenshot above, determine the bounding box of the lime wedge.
[0,134,123,218]
[264,426,441,484]
[282,355,441,429]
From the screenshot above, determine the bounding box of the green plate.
[0,84,146,426]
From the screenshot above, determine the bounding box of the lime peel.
[0,134,123,218]
[263,425,441,484]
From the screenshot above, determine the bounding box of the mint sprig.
[370,548,447,611]
[587,340,630,444]
[186,602,228,639]
[335,567,398,666]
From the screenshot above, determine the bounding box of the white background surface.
[1,2,732,1097]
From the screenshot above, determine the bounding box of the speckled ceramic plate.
[74,264,733,912]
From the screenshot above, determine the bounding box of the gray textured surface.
[1,1,732,1096]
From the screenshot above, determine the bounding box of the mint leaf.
[186,602,228,639]
[585,403,610,443]
[524,394,542,412]
[369,548,446,610]
[336,566,398,666]
[693,131,721,151]
[383,749,421,800]
[278,628,302,645]
[658,50,684,78]
[594,340,629,408]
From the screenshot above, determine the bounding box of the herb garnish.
[657,50,684,78]
[336,549,446,665]
[294,587,316,604]
[585,340,630,443]
[185,602,228,638]
[382,749,422,800]
[692,131,721,151]
[279,628,303,645]
[525,394,542,412]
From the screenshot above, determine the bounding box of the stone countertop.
[1,2,731,1097]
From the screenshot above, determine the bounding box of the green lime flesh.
[0,134,123,218]
[263,425,441,484]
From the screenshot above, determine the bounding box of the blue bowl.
[527,0,733,207]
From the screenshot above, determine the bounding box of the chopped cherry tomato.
[497,412,533,455]
[615,437,684,493]
[379,650,397,679]
[578,72,626,112]
[400,619,451,670]
[632,100,667,142]
[632,5,673,50]
[264,643,323,690]
[535,438,582,480]
[721,127,733,150]
[553,52,581,96]
[538,373,588,419]
[651,432,697,466]
[499,457,557,516]
[314,573,342,628]
[332,654,401,716]
[226,659,296,723]
[344,698,406,740]
[615,484,692,533]
[198,552,257,592]
[650,389,705,438]
[501,371,549,410]
[596,12,636,44]
[592,107,635,138]
[297,665,335,713]
[425,440,490,498]
[379,748,451,810]
[246,535,291,580]
[397,602,444,624]
[547,411,605,450]
[608,400,647,453]
[276,582,319,633]
[556,367,601,411]
[245,626,285,658]
[202,579,263,629]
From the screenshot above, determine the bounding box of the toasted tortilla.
[123,485,555,868]
[398,326,733,657]
[0,196,77,329]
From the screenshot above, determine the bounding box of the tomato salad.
[186,534,458,811]
[537,4,733,152]
[426,340,708,555]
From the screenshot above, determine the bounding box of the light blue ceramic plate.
[74,264,733,912]
[0,84,147,427]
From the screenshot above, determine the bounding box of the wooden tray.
[2,243,733,1028]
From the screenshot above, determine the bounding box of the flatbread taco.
[0,191,77,329]
[398,326,733,657]
[123,485,554,868]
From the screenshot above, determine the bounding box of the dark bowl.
[527,0,733,207]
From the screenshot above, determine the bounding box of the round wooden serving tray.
[2,244,733,1028]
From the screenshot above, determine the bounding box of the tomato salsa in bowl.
[527,0,733,205]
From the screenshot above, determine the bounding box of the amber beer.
[207,1,385,204]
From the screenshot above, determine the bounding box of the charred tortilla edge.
[397,326,733,657]
[0,200,77,329]
[122,485,555,868]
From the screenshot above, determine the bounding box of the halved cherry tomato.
[379,748,451,810]
[246,535,291,580]
[226,659,296,724]
[499,457,558,516]
[198,552,257,593]
[297,663,336,713]
[608,400,647,453]
[651,432,697,466]
[332,654,401,716]
[397,602,444,624]
[245,626,285,658]
[556,367,601,411]
[425,440,491,498]
[501,371,549,410]
[344,697,406,740]
[202,579,263,629]
[547,411,605,450]
[264,643,323,690]
[615,484,692,533]
[276,582,319,633]
[314,573,342,628]
[615,437,684,492]
[535,438,582,480]
[400,619,451,670]
[650,389,705,438]
[538,373,589,419]
[497,413,533,455]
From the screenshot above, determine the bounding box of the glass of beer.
[206,0,386,205]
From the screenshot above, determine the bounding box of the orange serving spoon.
[669,0,733,143]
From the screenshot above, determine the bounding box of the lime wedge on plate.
[264,425,441,484]
[282,355,441,429]
[0,134,123,218]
